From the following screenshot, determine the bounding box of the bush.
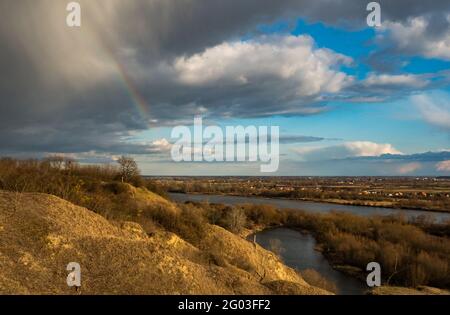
[142,203,207,245]
[145,180,168,198]
[221,207,247,233]
[104,182,130,195]
[268,239,285,259]
[301,269,338,293]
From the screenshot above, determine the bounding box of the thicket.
[0,157,160,218]
[235,203,450,289]
[180,201,450,289]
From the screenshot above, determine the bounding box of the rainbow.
[114,58,151,121]
[103,41,152,125]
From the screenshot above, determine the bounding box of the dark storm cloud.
[0,119,162,156]
[0,2,139,155]
[113,0,450,53]
[0,0,449,156]
[106,0,450,71]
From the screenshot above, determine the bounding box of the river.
[168,192,450,222]
[250,228,367,295]
[168,192,450,295]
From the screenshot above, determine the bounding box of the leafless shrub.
[222,207,247,233]
[301,269,338,293]
[268,239,285,259]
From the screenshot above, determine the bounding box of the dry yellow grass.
[0,190,329,295]
[370,286,450,295]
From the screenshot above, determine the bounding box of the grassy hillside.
[0,190,329,295]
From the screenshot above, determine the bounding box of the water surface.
[252,228,367,295]
[169,192,450,222]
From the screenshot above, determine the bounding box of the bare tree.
[268,239,285,259]
[45,155,65,170]
[64,157,78,171]
[224,207,246,233]
[117,156,140,183]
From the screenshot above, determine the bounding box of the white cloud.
[397,162,422,174]
[150,138,172,152]
[380,17,450,60]
[412,94,450,130]
[294,141,402,161]
[436,160,450,171]
[173,35,353,97]
[343,141,402,156]
[364,73,428,88]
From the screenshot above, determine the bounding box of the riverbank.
[169,191,450,214]
[300,197,449,213]
[247,225,368,286]
[250,227,368,294]
[169,193,450,225]
[172,198,450,291]
[220,217,362,292]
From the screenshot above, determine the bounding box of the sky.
[1,0,450,176]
